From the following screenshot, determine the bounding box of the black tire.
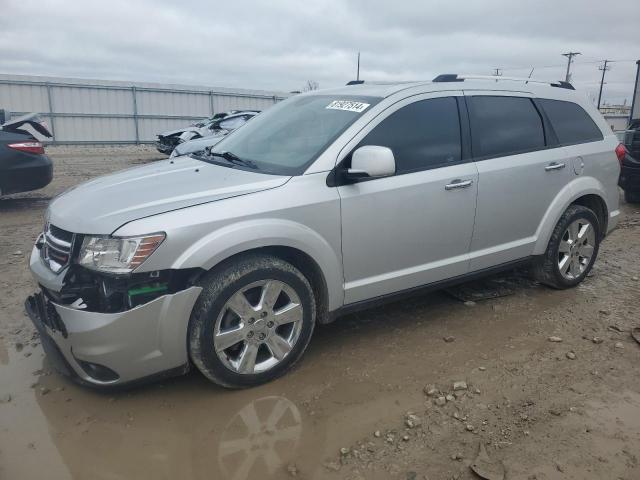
[532,205,600,289]
[188,253,316,388]
[624,190,640,204]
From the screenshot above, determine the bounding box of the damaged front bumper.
[155,137,180,154]
[26,245,202,387]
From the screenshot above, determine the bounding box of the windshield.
[208,94,381,175]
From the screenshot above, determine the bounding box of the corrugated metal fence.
[0,74,288,144]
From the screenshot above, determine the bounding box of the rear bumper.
[0,154,52,195]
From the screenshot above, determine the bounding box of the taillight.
[615,143,627,166]
[7,141,45,155]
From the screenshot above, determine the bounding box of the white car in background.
[171,111,259,158]
[156,111,258,155]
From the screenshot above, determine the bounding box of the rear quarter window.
[538,99,603,145]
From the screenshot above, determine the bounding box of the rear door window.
[468,96,545,159]
[357,97,462,174]
[538,99,603,145]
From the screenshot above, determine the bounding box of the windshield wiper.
[206,149,258,169]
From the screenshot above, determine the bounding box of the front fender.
[171,218,344,310]
[533,176,613,255]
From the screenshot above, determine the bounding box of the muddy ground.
[1,145,639,480]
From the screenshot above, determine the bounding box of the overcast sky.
[1,0,638,105]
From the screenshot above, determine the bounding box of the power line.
[501,59,637,73]
[562,52,581,82]
[597,60,611,109]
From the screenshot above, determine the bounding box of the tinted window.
[469,96,545,158]
[358,97,461,174]
[539,99,603,145]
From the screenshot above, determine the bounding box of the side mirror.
[346,145,396,180]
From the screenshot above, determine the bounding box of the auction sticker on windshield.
[326,100,370,113]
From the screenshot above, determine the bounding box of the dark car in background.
[618,120,640,203]
[0,113,53,197]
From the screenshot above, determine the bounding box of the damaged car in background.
[170,111,259,158]
[0,113,53,196]
[155,110,259,155]
[175,110,259,146]
[155,111,231,155]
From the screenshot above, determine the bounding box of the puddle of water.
[0,351,321,480]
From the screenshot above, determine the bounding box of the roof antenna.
[526,67,534,84]
[356,51,361,81]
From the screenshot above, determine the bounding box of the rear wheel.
[533,205,600,289]
[189,254,316,388]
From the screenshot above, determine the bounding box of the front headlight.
[78,233,165,274]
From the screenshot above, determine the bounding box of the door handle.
[545,162,566,171]
[445,179,473,190]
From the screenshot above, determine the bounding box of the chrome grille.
[41,223,75,272]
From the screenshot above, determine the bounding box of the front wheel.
[533,205,600,289]
[189,254,316,388]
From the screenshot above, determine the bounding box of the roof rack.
[345,80,427,86]
[432,74,575,90]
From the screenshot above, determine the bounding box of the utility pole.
[356,52,360,81]
[597,60,611,110]
[562,52,581,82]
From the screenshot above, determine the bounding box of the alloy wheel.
[214,280,304,374]
[557,218,596,280]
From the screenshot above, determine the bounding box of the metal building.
[0,74,288,144]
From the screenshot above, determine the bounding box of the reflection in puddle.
[218,396,302,480]
[29,388,307,480]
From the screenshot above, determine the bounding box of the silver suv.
[26,74,622,388]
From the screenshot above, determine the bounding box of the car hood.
[47,157,290,234]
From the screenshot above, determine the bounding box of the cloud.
[0,0,638,103]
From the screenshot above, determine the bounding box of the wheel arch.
[205,245,331,324]
[533,178,610,255]
[172,219,343,315]
[570,194,608,237]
